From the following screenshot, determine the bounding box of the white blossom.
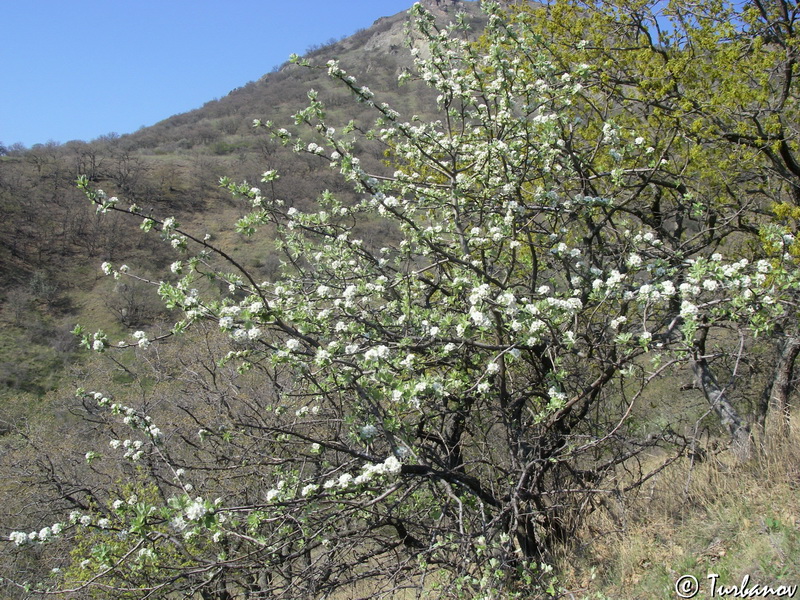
[185,498,208,521]
[680,301,699,318]
[609,316,626,330]
[627,254,643,268]
[9,531,28,546]
[360,424,378,440]
[364,345,390,361]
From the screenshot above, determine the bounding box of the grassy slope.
[558,418,800,599]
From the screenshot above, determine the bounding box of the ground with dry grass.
[556,416,800,599]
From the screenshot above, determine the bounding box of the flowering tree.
[517,0,800,436]
[5,2,799,598]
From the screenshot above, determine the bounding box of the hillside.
[124,0,480,156]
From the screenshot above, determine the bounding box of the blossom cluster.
[9,523,63,546]
[75,390,163,463]
[321,455,403,491]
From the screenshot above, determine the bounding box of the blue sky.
[1,1,420,148]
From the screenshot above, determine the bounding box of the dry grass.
[557,416,800,599]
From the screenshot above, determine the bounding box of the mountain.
[115,0,485,157]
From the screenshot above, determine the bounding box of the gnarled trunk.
[692,328,751,459]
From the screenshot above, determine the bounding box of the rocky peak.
[419,0,462,14]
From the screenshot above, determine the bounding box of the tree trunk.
[758,336,800,431]
[692,329,751,459]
